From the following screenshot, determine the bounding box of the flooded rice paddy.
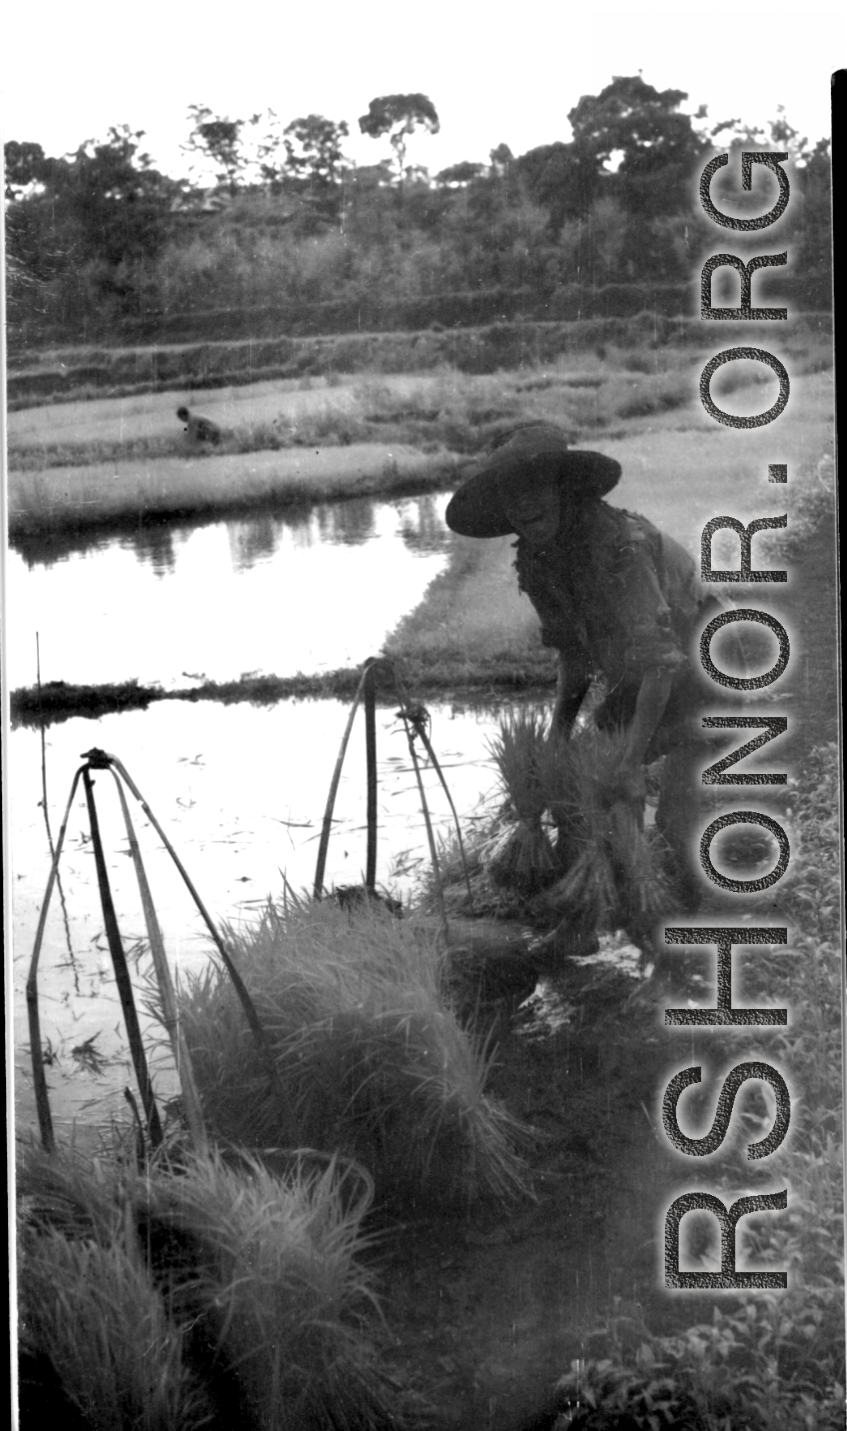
[10,698,506,1140]
[7,492,451,689]
[9,491,514,1141]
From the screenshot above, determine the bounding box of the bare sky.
[1,1,841,180]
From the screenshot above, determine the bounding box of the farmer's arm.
[625,667,675,766]
[616,519,689,787]
[552,645,592,735]
[515,549,592,734]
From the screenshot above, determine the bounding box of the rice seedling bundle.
[170,899,528,1207]
[542,728,668,931]
[18,1145,410,1431]
[140,1150,396,1431]
[485,710,559,894]
[19,1223,209,1431]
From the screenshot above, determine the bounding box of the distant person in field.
[176,405,222,445]
[445,421,729,922]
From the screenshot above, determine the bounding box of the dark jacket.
[515,503,717,755]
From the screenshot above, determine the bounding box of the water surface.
[8,493,451,690]
[11,696,508,1140]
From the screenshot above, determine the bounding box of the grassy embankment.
[382,381,836,690]
[9,330,834,726]
[7,343,722,537]
[12,311,832,409]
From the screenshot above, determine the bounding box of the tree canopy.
[358,94,440,178]
[283,115,350,188]
[4,77,830,346]
[182,104,261,193]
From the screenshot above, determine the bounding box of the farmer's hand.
[624,668,675,769]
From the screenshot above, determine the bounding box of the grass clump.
[18,1149,211,1431]
[141,1150,396,1431]
[20,1229,210,1431]
[172,898,529,1209]
[18,1144,411,1431]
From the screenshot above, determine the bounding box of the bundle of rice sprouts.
[20,1232,209,1431]
[485,709,558,893]
[167,898,529,1209]
[543,727,668,931]
[139,1150,395,1431]
[18,1144,409,1431]
[18,1151,212,1431]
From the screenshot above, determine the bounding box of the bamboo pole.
[82,766,164,1148]
[392,669,474,906]
[36,634,76,978]
[364,662,378,892]
[400,714,449,941]
[110,769,208,1156]
[26,767,84,1152]
[100,751,302,1147]
[413,723,473,907]
[312,665,371,898]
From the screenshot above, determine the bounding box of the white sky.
[1,1,841,180]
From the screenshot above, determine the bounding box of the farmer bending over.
[176,405,222,445]
[445,422,722,927]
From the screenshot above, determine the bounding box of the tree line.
[5,77,832,346]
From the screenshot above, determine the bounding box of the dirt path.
[376,961,715,1431]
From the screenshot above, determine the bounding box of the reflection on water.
[10,697,508,1140]
[127,523,180,577]
[7,494,452,692]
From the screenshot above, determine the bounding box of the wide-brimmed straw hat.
[445,423,621,537]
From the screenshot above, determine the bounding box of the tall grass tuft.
[139,1149,398,1431]
[18,1154,211,1431]
[170,899,529,1207]
[18,1143,412,1431]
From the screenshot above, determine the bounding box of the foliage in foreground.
[548,740,845,1430]
[18,1144,409,1431]
[168,898,529,1208]
[20,1226,209,1431]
